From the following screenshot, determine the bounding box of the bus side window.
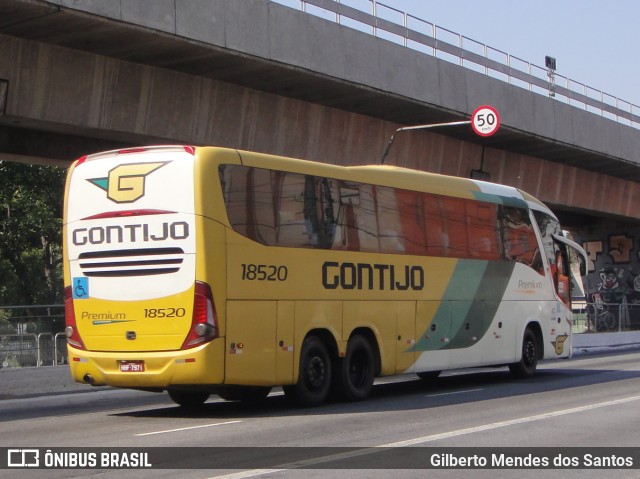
[301,175,337,249]
[252,168,277,245]
[440,196,468,257]
[423,195,450,257]
[466,202,500,260]
[335,183,378,252]
[377,186,406,254]
[501,206,543,274]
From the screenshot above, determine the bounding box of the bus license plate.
[119,360,145,372]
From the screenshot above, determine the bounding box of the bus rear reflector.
[181,281,218,349]
[82,209,174,220]
[117,147,148,155]
[79,145,195,164]
[64,286,86,350]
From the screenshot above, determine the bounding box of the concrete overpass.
[2,0,640,218]
[1,0,640,299]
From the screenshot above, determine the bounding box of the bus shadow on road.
[111,360,640,420]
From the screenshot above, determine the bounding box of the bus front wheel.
[168,390,210,408]
[509,328,538,378]
[284,335,332,407]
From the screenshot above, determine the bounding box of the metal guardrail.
[275,0,640,128]
[0,305,66,368]
[0,332,68,367]
[573,301,640,334]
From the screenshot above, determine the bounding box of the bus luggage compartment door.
[226,301,279,386]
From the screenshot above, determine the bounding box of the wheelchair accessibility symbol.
[73,277,89,299]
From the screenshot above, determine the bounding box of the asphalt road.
[2,352,640,479]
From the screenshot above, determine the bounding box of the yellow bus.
[63,145,586,407]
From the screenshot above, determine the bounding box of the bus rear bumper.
[67,340,225,389]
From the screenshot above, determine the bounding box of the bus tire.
[218,386,271,402]
[284,335,331,407]
[168,390,210,408]
[509,328,538,378]
[335,334,375,402]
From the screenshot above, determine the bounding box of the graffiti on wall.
[581,233,640,305]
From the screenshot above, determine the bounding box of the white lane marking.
[212,469,284,479]
[136,420,242,436]
[426,388,483,397]
[206,394,640,478]
[384,394,640,447]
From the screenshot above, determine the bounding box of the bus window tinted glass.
[220,164,539,272]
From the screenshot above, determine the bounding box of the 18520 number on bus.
[241,264,288,281]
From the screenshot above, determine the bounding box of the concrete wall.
[2,0,640,221]
[38,0,640,166]
[1,31,639,220]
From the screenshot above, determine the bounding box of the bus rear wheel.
[168,390,210,408]
[333,334,375,401]
[509,328,538,378]
[284,335,331,407]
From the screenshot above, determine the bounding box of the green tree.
[0,161,66,305]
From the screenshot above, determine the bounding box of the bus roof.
[72,145,553,216]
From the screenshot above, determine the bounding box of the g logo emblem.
[88,162,167,203]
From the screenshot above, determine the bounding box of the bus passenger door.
[550,246,574,347]
[553,249,571,308]
[226,301,277,386]
[551,233,588,312]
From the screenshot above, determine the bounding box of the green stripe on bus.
[410,260,515,352]
[445,260,515,349]
[472,191,528,209]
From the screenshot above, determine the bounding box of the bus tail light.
[181,281,218,349]
[64,286,86,350]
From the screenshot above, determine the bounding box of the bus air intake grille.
[78,248,184,277]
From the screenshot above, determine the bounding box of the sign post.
[379,106,501,164]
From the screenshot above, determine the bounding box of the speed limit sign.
[471,105,500,137]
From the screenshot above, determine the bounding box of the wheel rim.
[304,354,326,390]
[523,340,536,366]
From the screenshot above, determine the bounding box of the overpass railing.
[276,0,640,129]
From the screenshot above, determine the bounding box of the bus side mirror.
[552,233,587,279]
[579,256,587,276]
[573,248,587,277]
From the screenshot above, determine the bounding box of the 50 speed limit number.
[471,105,500,137]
